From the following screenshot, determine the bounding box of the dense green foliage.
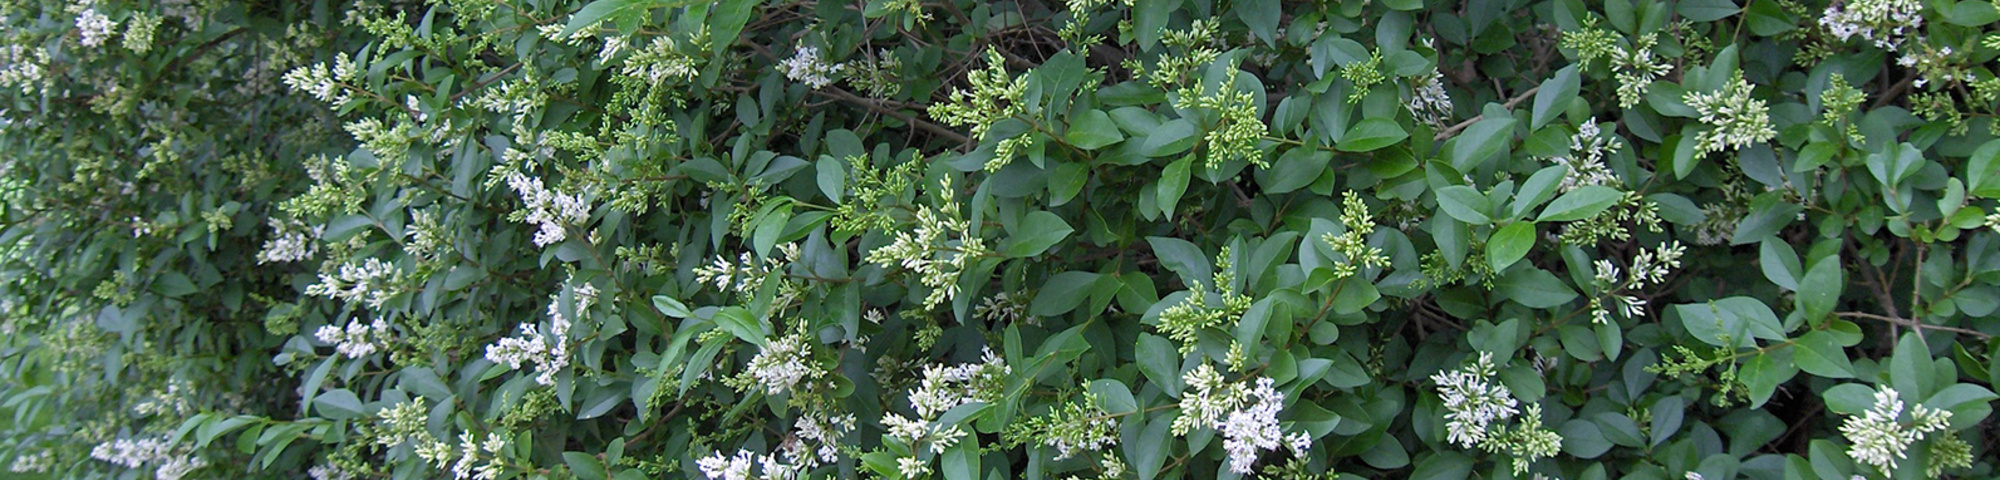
[3,0,2000,479]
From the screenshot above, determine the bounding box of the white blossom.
[257,218,324,263]
[76,9,117,48]
[91,435,199,477]
[744,334,820,395]
[1839,386,1952,474]
[697,451,756,480]
[309,464,357,480]
[1553,118,1621,192]
[315,318,393,358]
[305,257,402,309]
[1406,69,1454,128]
[1432,352,1518,448]
[0,44,48,94]
[1172,364,1310,474]
[9,449,52,473]
[781,46,846,89]
[1684,77,1776,158]
[483,283,589,385]
[505,171,591,247]
[1820,0,1922,50]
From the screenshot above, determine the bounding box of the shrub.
[2,0,1998,479]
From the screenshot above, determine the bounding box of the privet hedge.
[3,0,2000,479]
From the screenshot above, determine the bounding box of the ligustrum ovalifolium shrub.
[3,0,2000,479]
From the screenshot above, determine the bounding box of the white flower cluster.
[1612,34,1673,109]
[781,46,846,89]
[1588,241,1684,324]
[620,36,701,84]
[1554,119,1622,192]
[133,378,195,417]
[1820,0,1922,50]
[416,431,508,480]
[974,291,1030,324]
[91,436,206,480]
[484,284,591,385]
[1839,386,1951,475]
[75,9,118,48]
[305,257,402,309]
[315,318,393,358]
[504,171,591,247]
[484,308,572,386]
[1684,76,1776,158]
[882,350,1010,476]
[309,464,358,480]
[697,413,854,480]
[784,413,856,468]
[1432,352,1519,448]
[698,450,799,480]
[695,243,800,298]
[0,44,48,94]
[743,333,821,395]
[9,449,52,473]
[257,218,324,263]
[283,53,363,107]
[1406,69,1454,128]
[864,177,988,310]
[1173,364,1311,474]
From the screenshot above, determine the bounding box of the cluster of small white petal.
[1896,44,1965,90]
[485,284,589,385]
[783,413,856,468]
[697,450,801,480]
[283,53,362,107]
[1218,378,1309,474]
[1432,352,1520,448]
[129,216,153,237]
[883,350,1010,473]
[1554,119,1622,192]
[92,435,204,478]
[92,436,171,469]
[975,292,1029,324]
[1406,69,1454,128]
[133,378,195,417]
[309,464,357,480]
[864,178,987,310]
[257,218,324,263]
[745,334,819,395]
[694,244,799,297]
[1684,76,1776,158]
[1820,0,1922,50]
[909,349,1010,418]
[781,46,846,89]
[305,257,402,309]
[75,9,118,48]
[621,36,700,84]
[9,449,52,473]
[315,318,393,358]
[153,455,208,480]
[421,431,507,480]
[1588,241,1683,324]
[1839,386,1952,474]
[1172,364,1309,474]
[484,294,574,386]
[1611,34,1672,108]
[0,44,48,94]
[505,171,591,247]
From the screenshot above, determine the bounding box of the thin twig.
[1432,85,1541,140]
[811,87,973,146]
[1837,312,1992,339]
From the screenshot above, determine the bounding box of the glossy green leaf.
[1537,185,1622,222]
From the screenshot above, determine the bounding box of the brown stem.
[1432,85,1542,141]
